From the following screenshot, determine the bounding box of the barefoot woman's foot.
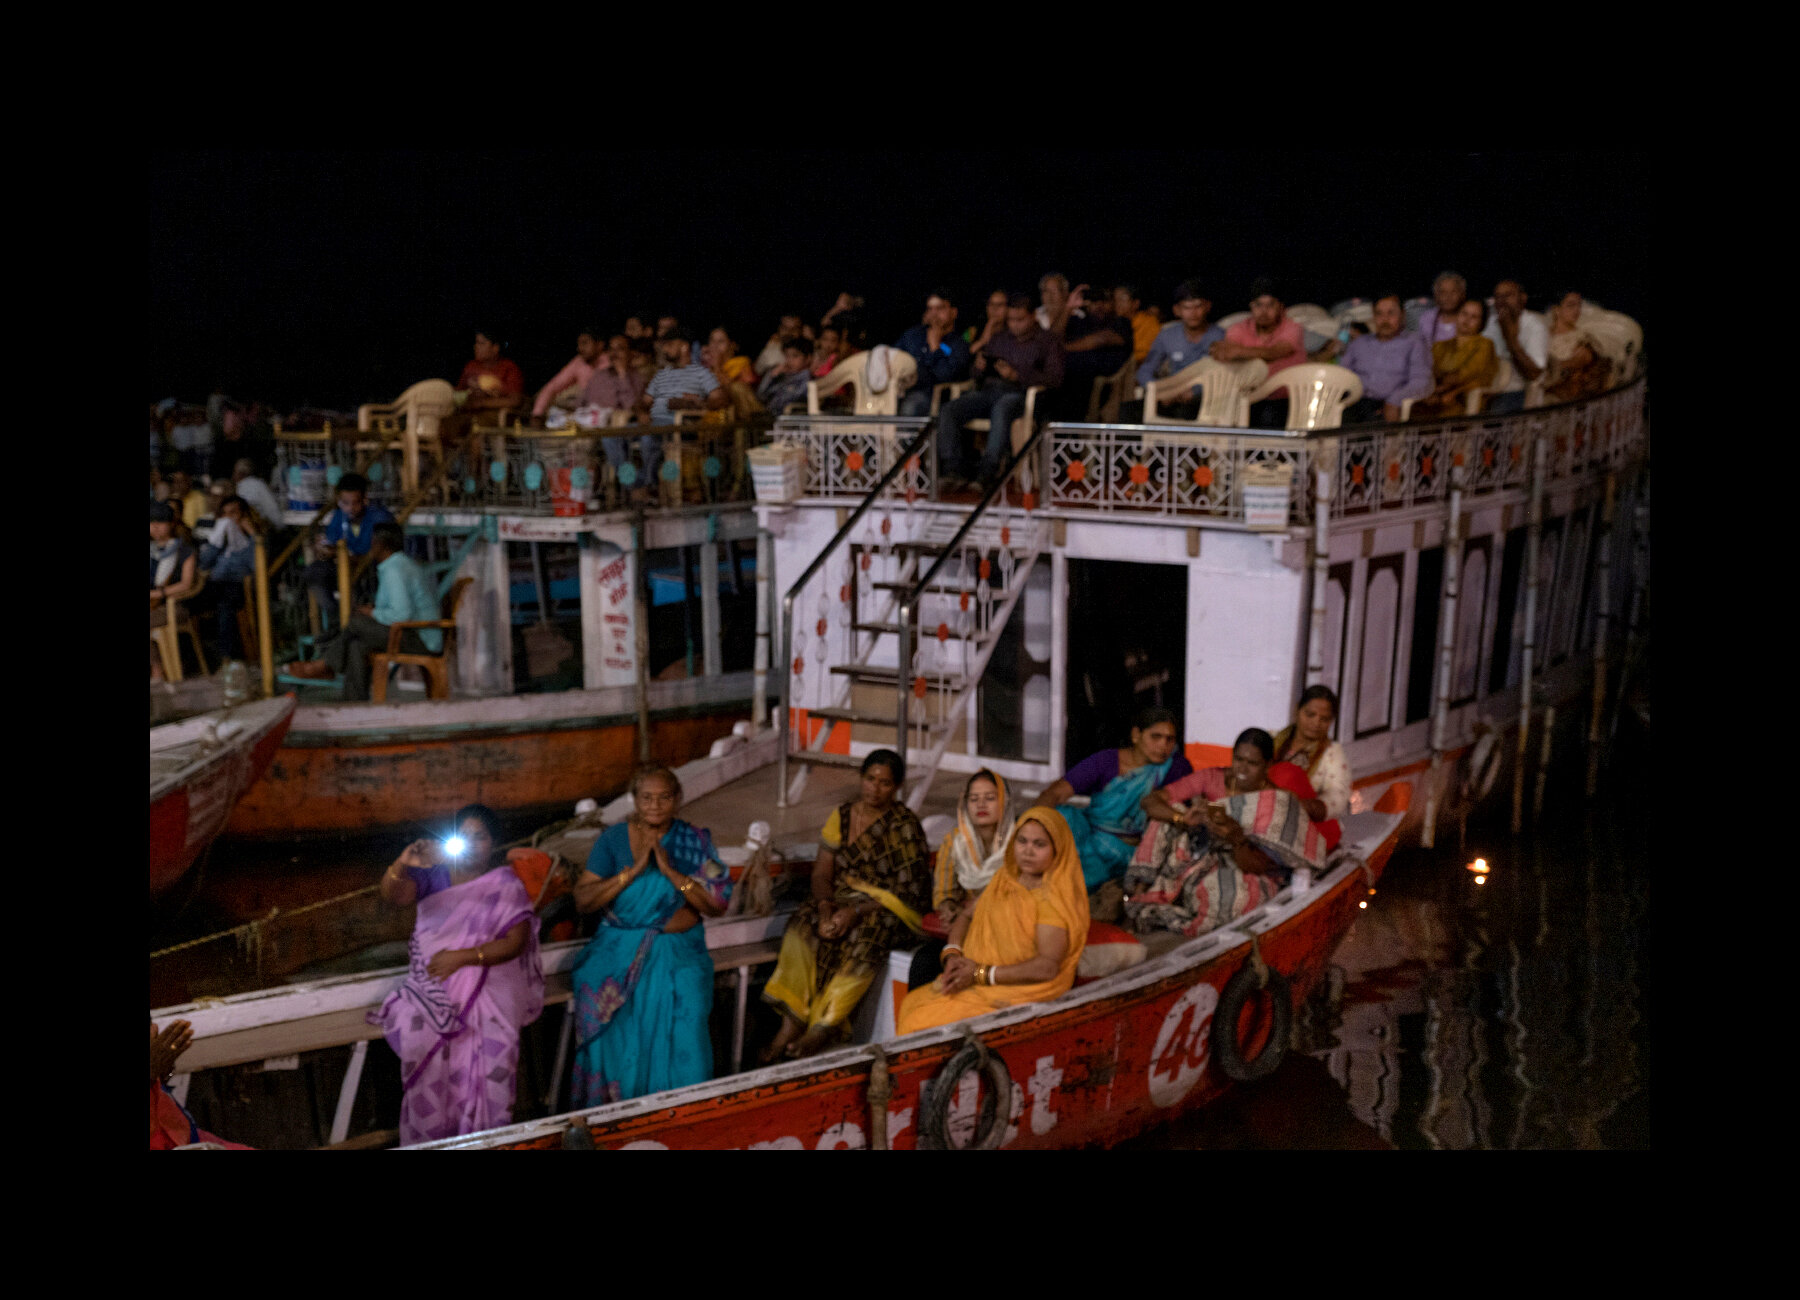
[760,1014,803,1064]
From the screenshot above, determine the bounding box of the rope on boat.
[148,825,563,963]
[149,885,379,961]
[1247,932,1269,990]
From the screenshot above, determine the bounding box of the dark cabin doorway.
[1063,559,1188,769]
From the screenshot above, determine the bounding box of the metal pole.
[633,508,652,762]
[1512,433,1547,833]
[1585,473,1617,796]
[896,596,913,784]
[755,529,771,732]
[254,533,275,698]
[1533,704,1556,820]
[336,538,352,629]
[777,587,794,807]
[1305,455,1333,686]
[1422,467,1464,849]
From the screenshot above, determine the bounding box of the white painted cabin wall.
[453,539,512,695]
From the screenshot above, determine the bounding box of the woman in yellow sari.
[896,808,1088,1035]
[762,750,932,1059]
[1409,298,1499,420]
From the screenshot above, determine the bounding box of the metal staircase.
[778,423,1049,811]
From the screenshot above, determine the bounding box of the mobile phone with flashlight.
[441,834,469,860]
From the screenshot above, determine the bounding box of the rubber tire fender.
[916,1033,1014,1150]
[1211,958,1293,1084]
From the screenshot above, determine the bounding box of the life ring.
[1465,728,1504,802]
[917,1029,1013,1150]
[1211,952,1292,1083]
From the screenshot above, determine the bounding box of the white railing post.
[753,529,771,732]
[1305,442,1334,686]
[1585,472,1617,796]
[1422,465,1465,848]
[1512,431,1548,833]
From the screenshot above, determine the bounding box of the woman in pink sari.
[372,804,545,1146]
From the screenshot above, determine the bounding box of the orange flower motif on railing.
[1128,463,1150,486]
[816,618,828,637]
[840,584,851,602]
[1420,454,1435,477]
[1066,459,1087,483]
[1510,444,1522,465]
[1000,525,1010,546]
[1193,465,1214,488]
[1482,446,1496,467]
[906,456,919,473]
[959,592,970,611]
[1351,464,1366,486]
[1452,451,1465,468]
[845,451,865,473]
[936,622,950,642]
[1386,461,1402,482]
[913,675,928,699]
[1022,492,1038,511]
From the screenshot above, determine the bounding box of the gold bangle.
[475,947,485,966]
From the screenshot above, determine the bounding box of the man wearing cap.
[1211,277,1308,428]
[1132,281,1227,420]
[302,472,395,632]
[285,521,439,700]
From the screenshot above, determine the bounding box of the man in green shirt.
[285,522,442,700]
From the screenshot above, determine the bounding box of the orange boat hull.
[224,710,747,839]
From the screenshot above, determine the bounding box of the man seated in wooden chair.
[284,522,438,701]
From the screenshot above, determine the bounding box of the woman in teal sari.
[1034,708,1193,894]
[569,763,730,1106]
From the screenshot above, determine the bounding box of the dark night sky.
[147,151,1648,410]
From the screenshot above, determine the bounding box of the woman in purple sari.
[372,804,545,1146]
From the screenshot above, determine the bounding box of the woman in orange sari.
[1409,298,1498,420]
[1543,291,1611,402]
[896,808,1088,1034]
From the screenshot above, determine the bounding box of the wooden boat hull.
[150,697,296,897]
[222,675,759,839]
[415,792,1407,1150]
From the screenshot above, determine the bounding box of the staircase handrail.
[777,421,938,804]
[894,421,1049,779]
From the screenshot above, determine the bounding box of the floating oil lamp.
[1468,857,1490,885]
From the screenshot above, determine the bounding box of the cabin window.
[1405,546,1444,726]
[1354,555,1404,739]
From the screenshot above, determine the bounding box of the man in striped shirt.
[612,329,726,484]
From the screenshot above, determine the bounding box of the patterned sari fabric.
[764,801,931,1039]
[1124,774,1325,940]
[570,819,730,1107]
[1061,756,1173,890]
[372,867,544,1146]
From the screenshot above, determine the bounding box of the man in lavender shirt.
[1414,272,1469,347]
[1340,294,1435,422]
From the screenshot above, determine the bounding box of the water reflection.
[1127,779,1648,1150]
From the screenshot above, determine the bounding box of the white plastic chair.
[357,378,457,491]
[1143,357,1268,428]
[1244,364,1365,431]
[1575,306,1643,384]
[806,350,918,416]
[1087,351,1138,423]
[1215,311,1250,333]
[1401,356,1518,422]
[963,387,1044,470]
[1287,304,1337,338]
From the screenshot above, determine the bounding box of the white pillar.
[1049,548,1068,772]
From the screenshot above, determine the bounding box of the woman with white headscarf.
[908,769,1017,990]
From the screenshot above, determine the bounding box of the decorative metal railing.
[272,419,766,516]
[768,415,935,502]
[774,378,1645,527]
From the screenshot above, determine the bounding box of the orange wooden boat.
[411,779,1411,1150]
